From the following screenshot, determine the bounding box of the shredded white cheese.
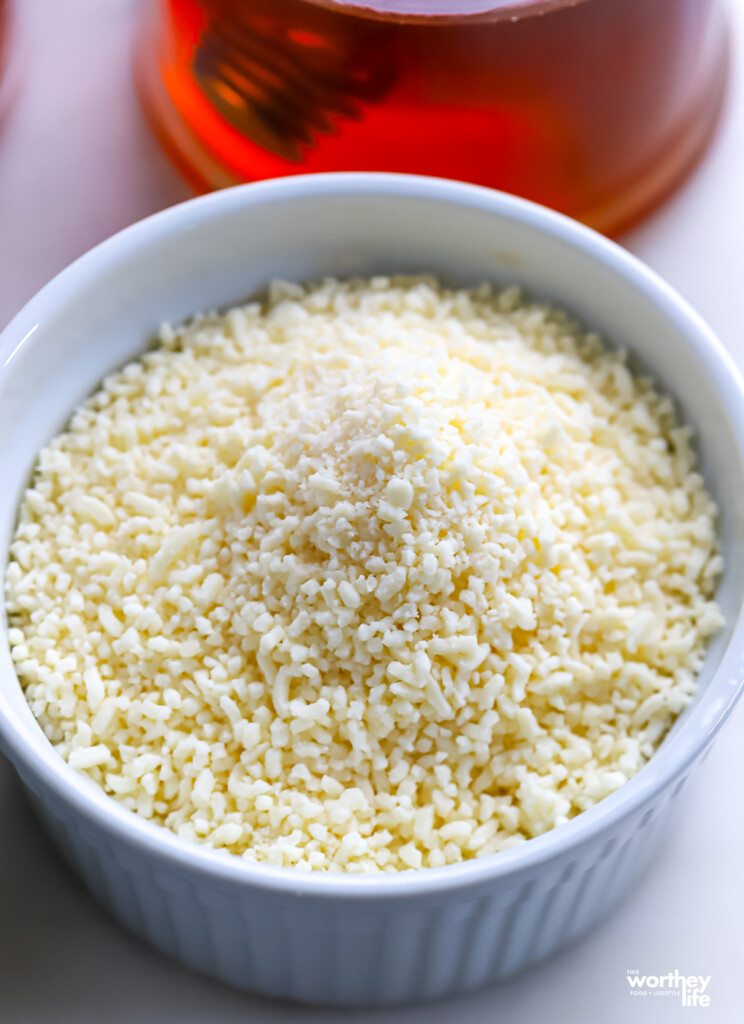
[6,277,724,872]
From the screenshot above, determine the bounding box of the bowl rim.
[2,171,744,899]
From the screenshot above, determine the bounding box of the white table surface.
[1,1,743,1021]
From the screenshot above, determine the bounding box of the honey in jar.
[137,0,730,234]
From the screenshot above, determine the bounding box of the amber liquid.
[0,0,13,124]
[139,0,729,234]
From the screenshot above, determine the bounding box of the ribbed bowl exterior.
[19,762,692,1004]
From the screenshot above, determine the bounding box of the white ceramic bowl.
[1,174,744,1006]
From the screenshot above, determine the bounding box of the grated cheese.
[6,277,724,872]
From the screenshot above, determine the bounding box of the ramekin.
[1,174,743,1005]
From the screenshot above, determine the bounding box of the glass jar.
[136,0,730,235]
[0,0,17,127]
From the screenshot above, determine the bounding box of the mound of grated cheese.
[6,277,724,872]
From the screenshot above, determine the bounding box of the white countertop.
[1,2,743,1021]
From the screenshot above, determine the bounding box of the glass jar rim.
[313,0,589,22]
